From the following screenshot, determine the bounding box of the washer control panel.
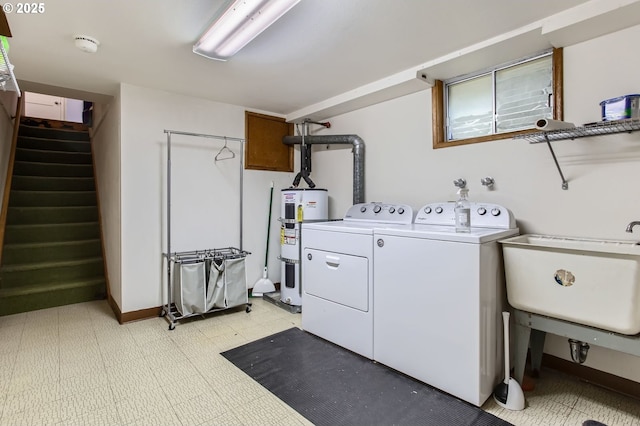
[415,202,516,229]
[344,202,414,224]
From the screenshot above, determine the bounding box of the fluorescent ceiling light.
[193,0,301,61]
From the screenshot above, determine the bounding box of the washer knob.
[373,205,382,214]
[477,207,487,215]
[435,207,443,214]
[389,207,396,214]
[424,207,432,214]
[398,207,405,215]
[360,206,367,213]
[491,208,501,216]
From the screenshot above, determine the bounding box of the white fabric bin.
[206,259,226,310]
[224,257,247,308]
[173,261,207,316]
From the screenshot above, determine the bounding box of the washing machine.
[373,201,518,407]
[301,202,414,359]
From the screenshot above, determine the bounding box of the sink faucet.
[626,221,640,232]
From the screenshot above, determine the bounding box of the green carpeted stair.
[0,119,107,316]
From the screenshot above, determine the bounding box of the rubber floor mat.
[222,327,512,426]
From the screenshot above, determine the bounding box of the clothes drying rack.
[161,129,251,330]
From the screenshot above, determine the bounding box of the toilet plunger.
[493,311,525,410]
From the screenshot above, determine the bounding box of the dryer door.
[303,248,369,311]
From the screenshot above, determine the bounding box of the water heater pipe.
[291,121,316,188]
[282,134,365,205]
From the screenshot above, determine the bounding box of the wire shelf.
[514,118,640,144]
[0,41,20,95]
[164,247,250,264]
[514,118,640,190]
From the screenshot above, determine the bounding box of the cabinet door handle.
[325,255,340,268]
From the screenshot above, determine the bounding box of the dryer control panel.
[416,202,516,229]
[344,203,414,224]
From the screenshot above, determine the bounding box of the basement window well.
[432,48,564,149]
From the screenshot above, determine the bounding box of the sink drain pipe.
[568,339,590,363]
[283,134,365,205]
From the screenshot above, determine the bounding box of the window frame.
[432,47,563,149]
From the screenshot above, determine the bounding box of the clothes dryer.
[301,202,413,358]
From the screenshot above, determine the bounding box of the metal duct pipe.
[283,134,365,205]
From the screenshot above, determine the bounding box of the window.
[432,48,563,148]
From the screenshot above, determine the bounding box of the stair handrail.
[0,95,23,265]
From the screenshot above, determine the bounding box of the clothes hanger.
[215,137,235,161]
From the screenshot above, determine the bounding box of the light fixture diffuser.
[193,0,300,61]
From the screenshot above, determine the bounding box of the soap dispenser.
[455,188,470,233]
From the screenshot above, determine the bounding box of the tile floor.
[0,298,637,426]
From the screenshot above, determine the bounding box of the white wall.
[119,84,294,313]
[307,25,640,383]
[92,90,122,309]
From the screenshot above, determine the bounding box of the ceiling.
[5,0,596,117]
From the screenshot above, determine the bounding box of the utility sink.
[500,234,640,335]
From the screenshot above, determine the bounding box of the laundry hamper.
[172,260,207,316]
[206,259,225,309]
[163,248,251,330]
[206,257,247,310]
[223,257,248,308]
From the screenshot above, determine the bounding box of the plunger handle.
[502,311,511,385]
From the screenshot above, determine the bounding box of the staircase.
[0,119,107,316]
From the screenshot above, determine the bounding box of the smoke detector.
[74,35,100,53]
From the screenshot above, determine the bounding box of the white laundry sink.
[500,234,640,335]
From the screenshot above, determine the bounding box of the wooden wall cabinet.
[245,111,294,172]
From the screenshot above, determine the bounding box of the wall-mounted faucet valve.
[481,176,495,189]
[453,178,466,189]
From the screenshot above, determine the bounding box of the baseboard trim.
[107,295,122,323]
[120,306,163,324]
[542,354,640,399]
[106,295,161,324]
